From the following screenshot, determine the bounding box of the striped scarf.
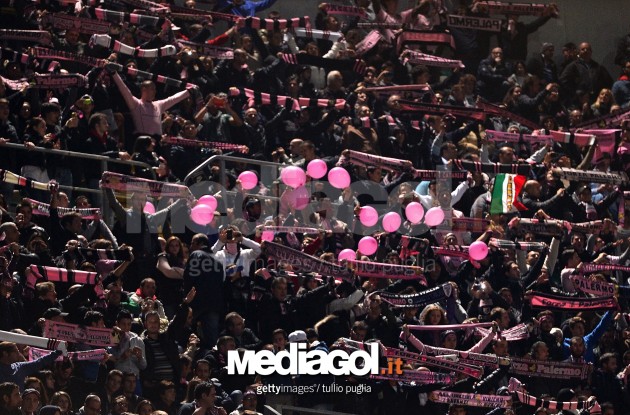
[264,241,354,281]
[28,265,100,290]
[555,167,629,185]
[528,291,617,311]
[370,370,455,385]
[403,50,465,69]
[508,377,600,411]
[477,100,541,131]
[292,28,343,42]
[477,1,548,16]
[581,263,630,274]
[396,30,456,53]
[0,169,53,191]
[485,129,551,143]
[100,171,192,199]
[25,198,100,219]
[489,238,547,251]
[32,74,88,89]
[45,13,111,35]
[477,323,529,341]
[32,47,107,68]
[354,30,382,56]
[106,62,197,90]
[384,347,484,379]
[378,283,452,308]
[229,87,346,111]
[339,149,469,179]
[0,330,67,353]
[324,4,368,18]
[94,8,163,26]
[78,248,132,262]
[237,16,310,30]
[509,357,592,380]
[162,137,248,153]
[429,391,512,408]
[452,159,532,175]
[90,34,177,58]
[0,29,52,45]
[177,40,234,59]
[398,99,486,121]
[346,259,426,281]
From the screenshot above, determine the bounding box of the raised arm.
[111,72,139,111]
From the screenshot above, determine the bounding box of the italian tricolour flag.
[490,174,527,215]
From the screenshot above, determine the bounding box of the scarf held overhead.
[263,241,354,281]
[378,283,452,308]
[528,292,617,310]
[100,171,192,199]
[43,320,120,346]
[25,198,100,219]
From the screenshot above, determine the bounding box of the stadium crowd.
[2,0,630,414]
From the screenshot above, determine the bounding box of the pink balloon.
[238,171,258,190]
[198,195,217,212]
[307,159,328,179]
[280,166,306,188]
[469,241,489,261]
[190,204,214,225]
[382,212,401,233]
[327,167,351,189]
[261,231,275,242]
[405,202,424,224]
[358,236,378,256]
[359,206,379,227]
[338,248,356,262]
[289,186,311,210]
[424,207,445,227]
[143,201,155,214]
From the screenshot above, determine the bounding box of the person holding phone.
[211,226,261,282]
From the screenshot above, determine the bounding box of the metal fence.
[2,142,156,220]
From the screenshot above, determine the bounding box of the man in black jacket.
[141,288,195,400]
[183,234,225,349]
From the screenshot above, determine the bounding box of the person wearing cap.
[528,42,559,85]
[20,388,40,415]
[0,342,62,390]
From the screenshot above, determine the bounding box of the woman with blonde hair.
[417,304,448,346]
[591,88,619,117]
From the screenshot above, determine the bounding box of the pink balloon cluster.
[238,171,258,190]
